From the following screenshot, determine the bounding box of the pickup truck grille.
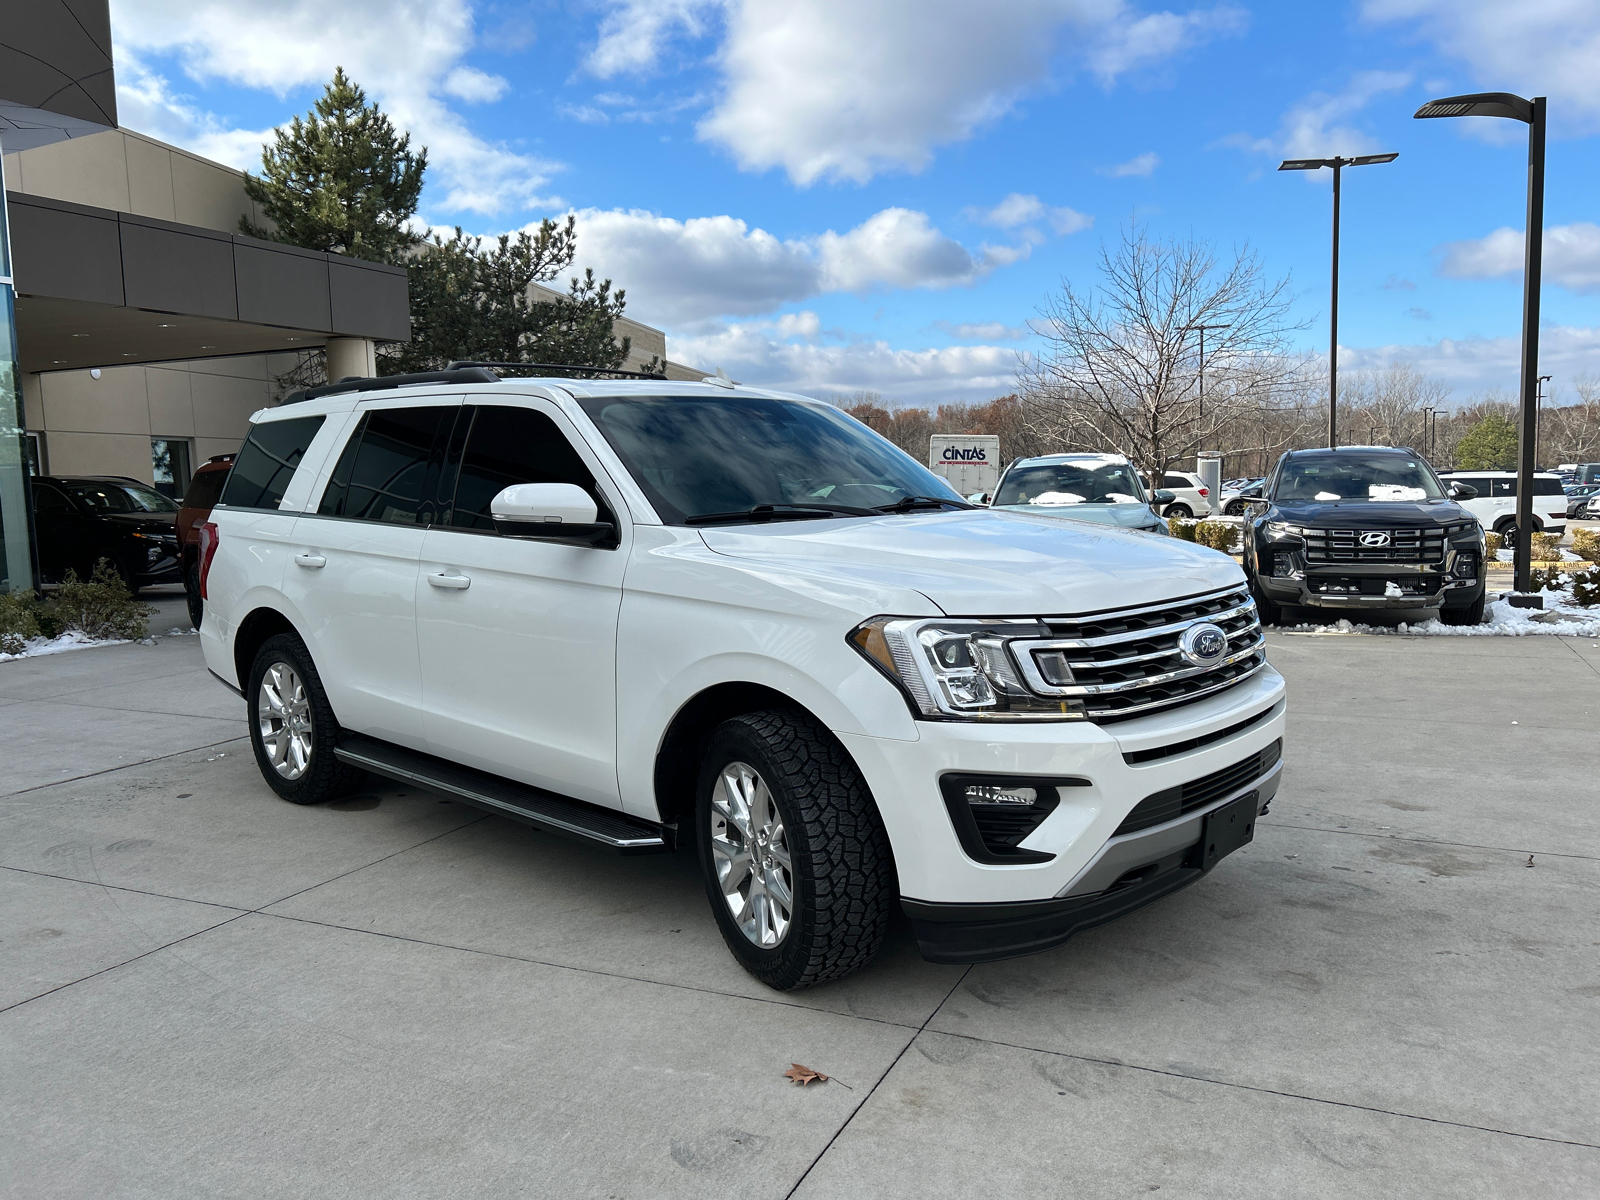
[1302,527,1445,564]
[1018,586,1266,723]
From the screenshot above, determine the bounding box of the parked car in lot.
[1435,471,1567,538]
[29,475,182,591]
[986,452,1173,535]
[177,454,234,626]
[198,370,1286,988]
[1243,447,1487,626]
[1564,483,1600,520]
[1220,478,1265,516]
[1155,470,1213,519]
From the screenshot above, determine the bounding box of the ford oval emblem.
[1179,622,1229,667]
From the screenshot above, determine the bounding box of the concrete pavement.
[2,602,1597,1197]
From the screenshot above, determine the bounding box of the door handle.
[428,572,471,590]
[294,553,326,568]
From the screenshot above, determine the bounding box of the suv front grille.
[1302,527,1445,564]
[1114,739,1282,835]
[1017,586,1266,723]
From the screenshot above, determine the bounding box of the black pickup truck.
[1240,447,1487,626]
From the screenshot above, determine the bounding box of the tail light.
[197,521,220,599]
[1198,487,1210,498]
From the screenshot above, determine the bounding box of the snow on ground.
[0,631,131,662]
[1275,593,1600,638]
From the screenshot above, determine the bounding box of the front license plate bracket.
[1199,790,1258,869]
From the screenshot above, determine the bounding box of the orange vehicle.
[176,454,233,626]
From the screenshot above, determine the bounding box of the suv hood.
[698,509,1239,616]
[1269,498,1468,527]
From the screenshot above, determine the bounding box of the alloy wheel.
[257,661,314,780]
[709,761,794,948]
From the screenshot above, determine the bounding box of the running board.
[334,734,670,854]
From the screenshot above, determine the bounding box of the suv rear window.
[319,406,455,524]
[181,465,230,509]
[221,416,326,511]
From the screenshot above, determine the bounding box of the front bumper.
[1254,547,1484,611]
[837,664,1287,916]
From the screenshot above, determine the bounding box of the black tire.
[246,632,366,805]
[1167,504,1193,520]
[1441,592,1487,626]
[695,710,895,991]
[185,562,204,629]
[1225,500,1245,516]
[1250,578,1283,627]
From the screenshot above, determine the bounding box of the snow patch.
[1274,592,1600,638]
[0,631,132,662]
[1369,485,1428,502]
[1033,491,1086,505]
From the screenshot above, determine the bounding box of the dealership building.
[0,0,695,595]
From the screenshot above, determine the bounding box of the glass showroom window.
[151,437,193,500]
[0,157,35,595]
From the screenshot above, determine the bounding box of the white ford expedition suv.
[198,369,1286,989]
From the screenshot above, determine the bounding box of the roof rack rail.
[281,367,501,405]
[445,360,669,381]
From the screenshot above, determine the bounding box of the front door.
[29,482,81,581]
[283,398,459,745]
[416,401,628,807]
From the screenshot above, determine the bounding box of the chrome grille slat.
[1302,527,1445,564]
[1014,586,1266,723]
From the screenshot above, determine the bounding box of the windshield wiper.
[873,495,977,514]
[685,503,875,526]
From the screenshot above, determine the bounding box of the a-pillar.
[325,337,377,382]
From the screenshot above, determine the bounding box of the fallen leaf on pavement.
[784,1063,828,1086]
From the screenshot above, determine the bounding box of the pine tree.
[1455,412,1520,470]
[242,68,426,263]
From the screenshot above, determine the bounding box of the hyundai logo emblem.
[1179,622,1229,667]
[1360,530,1391,548]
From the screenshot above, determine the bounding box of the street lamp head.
[1349,152,1399,166]
[1278,158,1330,171]
[1414,92,1535,124]
[1279,153,1399,171]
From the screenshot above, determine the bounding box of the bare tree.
[1338,363,1453,451]
[1019,224,1306,483]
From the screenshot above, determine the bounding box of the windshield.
[61,481,180,513]
[1274,454,1444,503]
[994,460,1147,507]
[576,395,963,523]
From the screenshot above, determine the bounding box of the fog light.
[1271,551,1294,577]
[964,784,1037,805]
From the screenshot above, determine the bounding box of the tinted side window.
[446,405,601,532]
[1532,477,1564,496]
[1161,474,1189,489]
[320,406,455,524]
[1490,478,1516,497]
[180,466,230,509]
[32,483,73,513]
[221,416,326,510]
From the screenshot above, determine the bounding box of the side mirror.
[1240,485,1263,499]
[967,492,991,506]
[491,483,615,547]
[1448,482,1478,500]
[1151,489,1176,505]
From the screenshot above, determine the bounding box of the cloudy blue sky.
[109,0,1600,405]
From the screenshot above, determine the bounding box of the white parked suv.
[197,369,1286,989]
[1157,471,1214,520]
[1436,471,1567,537]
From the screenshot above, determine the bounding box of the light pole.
[1279,153,1399,450]
[1422,406,1437,461]
[1415,92,1545,598]
[1184,323,1231,425]
[1537,374,1552,468]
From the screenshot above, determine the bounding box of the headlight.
[848,617,1086,721]
[1263,521,1309,538]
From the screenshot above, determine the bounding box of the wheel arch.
[232,606,306,691]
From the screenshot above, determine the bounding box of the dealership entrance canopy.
[0,0,409,594]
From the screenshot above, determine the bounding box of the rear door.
[284,397,459,745]
[29,482,81,581]
[415,400,629,807]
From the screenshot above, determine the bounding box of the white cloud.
[1098,151,1160,177]
[1362,0,1600,134]
[672,321,1022,402]
[1342,324,1600,394]
[934,320,1035,341]
[570,206,1015,326]
[442,67,509,104]
[588,0,1247,185]
[1438,223,1600,294]
[970,193,1093,236]
[1222,70,1411,163]
[109,0,559,216]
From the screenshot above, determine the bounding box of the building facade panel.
[0,0,117,131]
[37,366,149,435]
[123,134,178,222]
[38,430,150,480]
[328,259,410,341]
[119,216,238,320]
[169,148,255,232]
[144,366,195,438]
[235,241,333,331]
[0,132,130,212]
[7,193,124,306]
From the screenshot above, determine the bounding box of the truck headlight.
[848,617,1086,721]
[1263,521,1309,539]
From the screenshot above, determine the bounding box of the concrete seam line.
[42,698,248,723]
[1258,820,1600,863]
[0,864,254,912]
[254,909,928,1034]
[933,1030,1600,1151]
[4,736,251,798]
[783,965,975,1200]
[1557,634,1600,680]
